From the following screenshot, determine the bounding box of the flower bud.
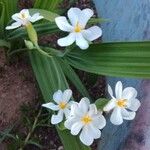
[24,40,34,50]
[26,23,38,45]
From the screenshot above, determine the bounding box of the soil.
[0,0,106,150]
[0,50,38,131]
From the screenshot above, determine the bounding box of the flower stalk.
[18,108,42,150]
[25,23,52,58]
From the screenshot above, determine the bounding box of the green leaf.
[0,39,10,48]
[65,41,150,78]
[29,51,91,150]
[33,0,63,14]
[60,59,91,99]
[6,22,58,40]
[95,98,109,110]
[29,8,59,22]
[0,2,5,36]
[88,18,109,25]
[0,125,15,143]
[0,0,18,36]
[6,8,59,40]
[57,122,66,131]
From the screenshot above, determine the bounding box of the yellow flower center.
[74,22,82,32]
[59,102,67,109]
[81,115,92,125]
[116,99,127,108]
[19,13,27,19]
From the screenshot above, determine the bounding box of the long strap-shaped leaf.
[29,51,91,150]
[66,41,150,78]
[59,59,91,99]
[0,39,10,48]
[0,0,18,37]
[7,22,58,40]
[34,0,63,13]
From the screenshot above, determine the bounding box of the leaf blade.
[29,51,91,150]
[66,41,150,78]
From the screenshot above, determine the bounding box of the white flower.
[6,9,43,30]
[42,89,73,125]
[64,97,106,146]
[103,81,141,125]
[55,7,102,50]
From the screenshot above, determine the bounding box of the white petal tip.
[51,114,63,125]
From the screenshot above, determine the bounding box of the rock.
[58,146,64,150]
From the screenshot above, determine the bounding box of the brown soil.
[0,49,38,131]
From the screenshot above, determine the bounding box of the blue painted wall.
[94,0,150,41]
[93,0,150,150]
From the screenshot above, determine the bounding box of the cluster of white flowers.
[55,7,102,50]
[42,81,141,146]
[6,7,102,50]
[6,7,141,147]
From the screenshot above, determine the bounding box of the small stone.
[58,146,64,150]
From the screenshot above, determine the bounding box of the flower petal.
[115,81,123,99]
[88,104,97,116]
[67,7,81,26]
[70,103,83,117]
[6,22,22,30]
[29,13,44,22]
[110,107,123,125]
[79,8,94,28]
[64,108,71,119]
[103,99,116,112]
[12,13,22,22]
[121,109,136,120]
[79,126,94,146]
[20,9,30,17]
[76,33,89,50]
[122,87,137,102]
[67,101,74,107]
[128,98,141,111]
[71,122,83,135]
[42,102,59,111]
[64,117,78,129]
[62,89,72,102]
[57,32,75,47]
[87,124,101,139]
[51,110,63,124]
[53,90,63,104]
[107,84,115,99]
[82,26,102,41]
[55,16,73,32]
[79,97,90,114]
[92,113,106,129]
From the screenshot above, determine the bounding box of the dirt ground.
[0,49,38,131]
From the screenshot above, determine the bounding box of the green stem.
[62,47,72,57]
[62,44,77,57]
[18,108,42,150]
[34,43,52,58]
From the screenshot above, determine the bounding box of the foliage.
[0,104,50,150]
[0,0,18,37]
[65,41,150,78]
[29,52,90,150]
[95,98,109,110]
[34,0,63,13]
